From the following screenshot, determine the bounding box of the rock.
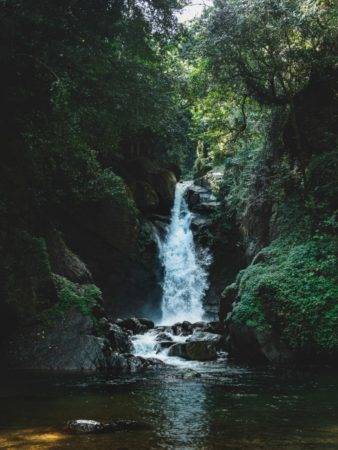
[185,341,218,361]
[168,333,222,361]
[144,357,165,369]
[117,318,147,335]
[177,369,201,379]
[155,341,174,353]
[138,318,155,330]
[132,181,159,213]
[107,324,133,353]
[186,331,223,345]
[66,419,149,434]
[155,332,173,342]
[67,420,106,434]
[171,322,192,336]
[203,321,224,334]
[191,321,207,330]
[227,321,292,364]
[46,231,93,284]
[168,343,188,358]
[220,283,237,323]
[1,310,111,371]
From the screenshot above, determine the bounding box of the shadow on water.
[0,363,338,449]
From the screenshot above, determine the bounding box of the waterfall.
[159,182,211,325]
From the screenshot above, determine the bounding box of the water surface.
[1,361,337,449]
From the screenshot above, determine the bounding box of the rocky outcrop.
[117,157,178,215]
[185,172,244,320]
[1,306,165,373]
[2,310,110,371]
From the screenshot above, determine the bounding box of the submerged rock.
[177,369,201,379]
[66,419,149,434]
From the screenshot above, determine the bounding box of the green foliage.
[232,235,338,353]
[49,275,102,318]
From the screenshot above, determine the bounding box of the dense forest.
[0,0,337,371]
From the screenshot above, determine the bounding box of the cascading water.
[132,182,212,364]
[160,182,210,325]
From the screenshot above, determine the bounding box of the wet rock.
[144,357,165,369]
[168,343,188,358]
[155,341,174,353]
[191,321,207,331]
[177,369,201,379]
[117,317,147,335]
[66,419,149,434]
[168,336,221,361]
[171,322,192,336]
[185,341,218,361]
[155,332,173,342]
[107,354,155,374]
[187,331,223,345]
[107,324,133,353]
[67,420,106,434]
[203,321,224,334]
[138,318,155,330]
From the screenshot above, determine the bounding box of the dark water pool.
[0,361,338,449]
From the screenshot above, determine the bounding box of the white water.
[159,182,211,325]
[132,182,212,364]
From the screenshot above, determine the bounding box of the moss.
[43,275,102,321]
[232,234,338,354]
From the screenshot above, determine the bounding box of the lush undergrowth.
[232,235,338,354]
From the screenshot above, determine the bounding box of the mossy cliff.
[216,76,338,365]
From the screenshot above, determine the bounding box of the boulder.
[168,343,188,358]
[227,321,292,364]
[171,321,193,336]
[155,341,174,353]
[1,310,110,372]
[186,331,223,345]
[66,419,149,434]
[168,333,223,361]
[177,369,201,379]
[185,341,218,361]
[107,324,133,353]
[117,318,147,335]
[155,332,173,342]
[138,318,155,330]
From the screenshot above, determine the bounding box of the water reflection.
[0,366,338,449]
[156,380,208,448]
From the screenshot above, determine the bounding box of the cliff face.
[0,156,177,371]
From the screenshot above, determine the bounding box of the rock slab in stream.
[66,419,150,434]
[168,340,218,361]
